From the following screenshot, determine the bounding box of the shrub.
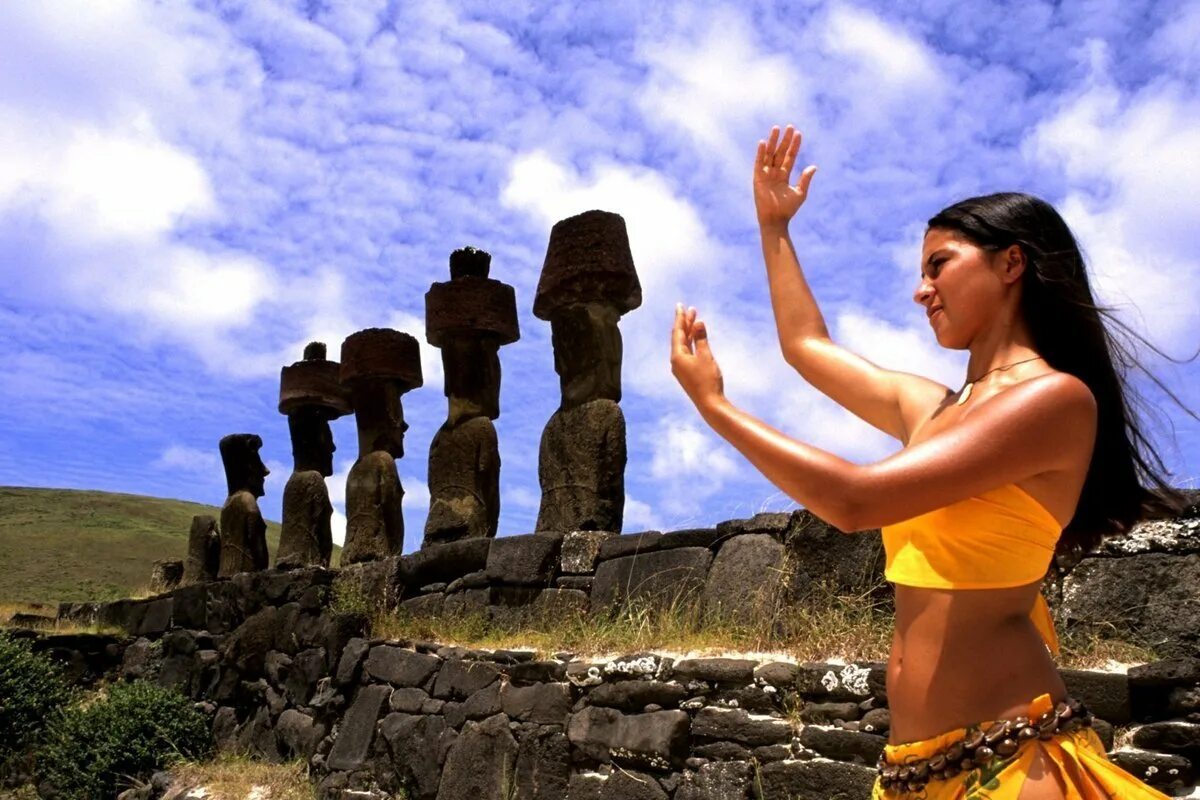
[37,681,211,800]
[0,632,73,780]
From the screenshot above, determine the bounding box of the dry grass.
[167,755,317,800]
[371,580,1163,671]
[373,581,896,663]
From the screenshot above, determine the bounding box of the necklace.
[956,356,1044,406]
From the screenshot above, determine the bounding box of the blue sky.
[1,1,1197,552]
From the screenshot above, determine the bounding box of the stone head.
[219,433,269,498]
[550,302,622,407]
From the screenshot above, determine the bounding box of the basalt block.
[591,547,712,616]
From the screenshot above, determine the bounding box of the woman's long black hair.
[927,192,1195,557]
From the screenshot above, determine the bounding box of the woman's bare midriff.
[886,581,1067,745]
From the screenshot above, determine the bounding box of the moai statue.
[533,210,641,532]
[182,514,221,584]
[217,433,270,576]
[276,342,352,569]
[422,247,520,547]
[339,328,422,564]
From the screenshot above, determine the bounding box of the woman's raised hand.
[753,124,817,228]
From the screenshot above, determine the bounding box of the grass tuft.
[167,755,316,800]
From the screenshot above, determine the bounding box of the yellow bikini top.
[880,483,1063,656]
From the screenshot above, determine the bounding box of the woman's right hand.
[754,124,817,229]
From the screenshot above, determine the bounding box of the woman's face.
[914,227,1019,350]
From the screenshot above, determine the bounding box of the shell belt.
[876,697,1094,793]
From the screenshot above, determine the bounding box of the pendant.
[956,382,973,406]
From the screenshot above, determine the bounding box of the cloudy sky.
[2,1,1198,551]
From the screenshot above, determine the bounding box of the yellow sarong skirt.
[872,693,1171,798]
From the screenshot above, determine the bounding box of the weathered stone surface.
[388,687,430,713]
[501,682,572,724]
[691,707,792,747]
[365,645,441,687]
[1131,721,1200,760]
[676,761,752,800]
[183,515,221,585]
[1060,553,1200,657]
[673,658,758,686]
[804,694,863,724]
[756,759,877,800]
[277,470,335,569]
[424,416,501,546]
[784,512,885,601]
[461,681,503,720]
[486,533,562,585]
[568,706,689,769]
[528,587,589,619]
[591,547,712,615]
[795,661,883,701]
[433,658,502,700]
[400,538,493,588]
[598,531,664,561]
[1109,749,1195,793]
[1093,515,1200,557]
[586,680,688,711]
[797,726,886,765]
[565,769,667,800]
[509,660,567,685]
[693,741,753,761]
[276,709,323,760]
[218,433,271,577]
[754,661,799,688]
[1061,668,1132,723]
[536,400,627,533]
[702,535,785,625]
[380,712,457,800]
[326,684,390,770]
[436,713,518,800]
[335,638,370,686]
[1129,658,1200,720]
[286,647,326,705]
[150,559,183,593]
[342,451,405,563]
[715,512,792,540]
[336,557,405,610]
[860,708,891,735]
[514,726,571,800]
[561,530,618,573]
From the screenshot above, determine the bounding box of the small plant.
[330,574,372,617]
[36,681,211,800]
[0,632,73,781]
[169,755,317,800]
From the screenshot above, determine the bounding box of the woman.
[669,124,1187,799]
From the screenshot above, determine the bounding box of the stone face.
[514,726,571,800]
[783,512,885,600]
[1109,749,1195,793]
[364,646,440,687]
[217,434,270,577]
[536,400,627,533]
[380,712,456,800]
[702,535,786,625]
[561,530,618,573]
[1061,668,1132,723]
[797,726,887,765]
[756,759,877,800]
[1060,553,1200,657]
[675,761,752,800]
[433,658,502,700]
[401,539,493,588]
[591,547,713,615]
[435,713,519,800]
[326,684,390,771]
[567,706,689,769]
[673,659,759,686]
[486,533,562,585]
[586,680,689,712]
[566,769,667,800]
[691,707,793,747]
[500,682,572,724]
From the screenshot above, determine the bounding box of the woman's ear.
[999,244,1026,284]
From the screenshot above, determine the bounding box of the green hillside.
[0,486,338,604]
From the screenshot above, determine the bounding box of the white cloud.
[835,310,966,389]
[649,415,740,481]
[822,4,941,93]
[152,444,221,475]
[1025,44,1200,351]
[623,494,664,531]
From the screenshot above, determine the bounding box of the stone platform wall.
[32,504,1200,798]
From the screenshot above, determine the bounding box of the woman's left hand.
[670,303,726,413]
